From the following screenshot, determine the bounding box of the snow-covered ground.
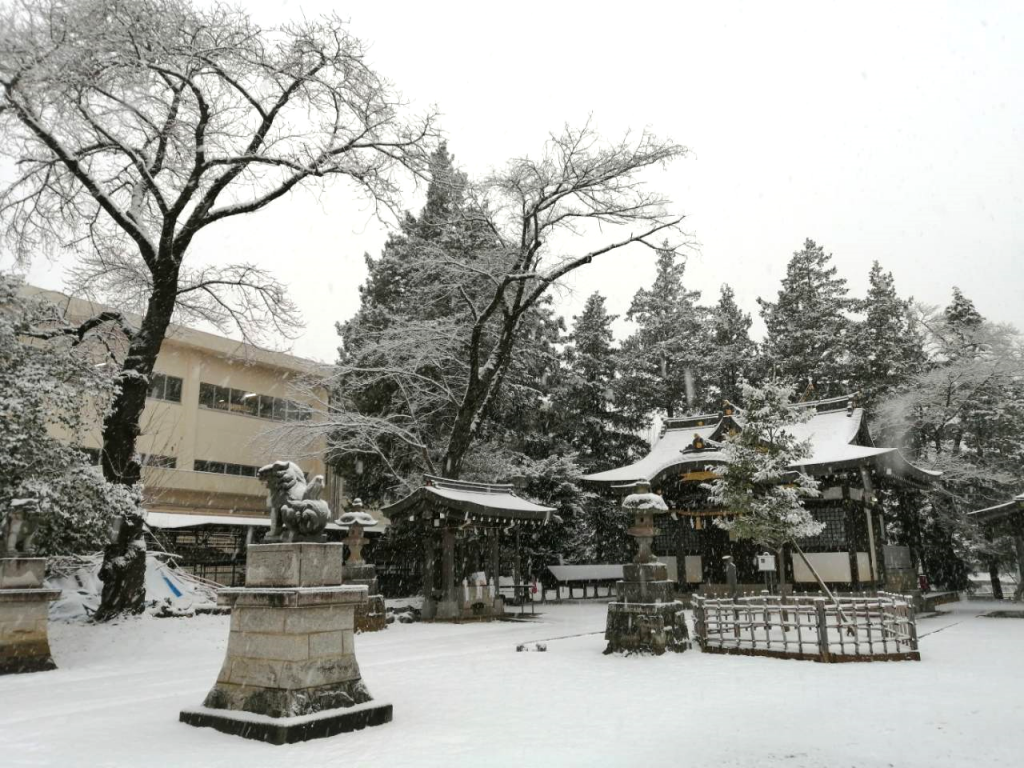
[1,600,1022,767]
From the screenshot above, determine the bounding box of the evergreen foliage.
[618,248,713,420]
[758,239,855,398]
[707,380,823,554]
[707,284,758,407]
[877,287,1024,588]
[849,261,927,412]
[0,274,140,557]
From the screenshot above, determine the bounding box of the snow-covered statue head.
[257,460,331,542]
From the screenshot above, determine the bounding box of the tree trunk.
[988,560,1004,600]
[93,513,147,622]
[95,268,178,622]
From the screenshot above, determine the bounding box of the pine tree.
[707,380,823,588]
[849,261,926,411]
[546,293,649,564]
[707,284,758,406]
[758,239,855,398]
[617,248,712,421]
[554,293,647,471]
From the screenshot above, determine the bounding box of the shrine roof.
[970,494,1024,523]
[582,395,941,486]
[382,475,555,523]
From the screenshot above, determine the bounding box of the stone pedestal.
[343,564,387,633]
[0,558,60,675]
[180,543,392,744]
[604,483,689,655]
[604,562,689,655]
[424,581,504,622]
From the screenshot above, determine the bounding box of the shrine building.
[582,395,940,591]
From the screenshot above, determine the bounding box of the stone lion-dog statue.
[257,460,331,542]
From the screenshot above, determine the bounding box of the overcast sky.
[14,0,1024,361]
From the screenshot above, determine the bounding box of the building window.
[148,373,183,403]
[198,382,311,422]
[141,454,177,469]
[194,459,259,477]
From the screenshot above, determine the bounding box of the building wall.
[30,287,331,519]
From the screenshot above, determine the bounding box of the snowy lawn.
[1,599,1021,767]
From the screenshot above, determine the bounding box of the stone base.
[0,557,47,589]
[343,564,387,633]
[185,543,390,741]
[203,584,371,718]
[423,594,505,622]
[604,599,689,655]
[180,700,392,745]
[356,594,388,633]
[0,560,60,676]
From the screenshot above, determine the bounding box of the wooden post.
[907,600,919,653]
[423,528,436,598]
[1014,530,1024,602]
[814,599,830,662]
[694,598,706,649]
[860,467,879,587]
[488,527,500,586]
[441,526,456,604]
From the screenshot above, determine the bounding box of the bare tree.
[0,0,434,486]
[295,124,688,491]
[1,0,434,617]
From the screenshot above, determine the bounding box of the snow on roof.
[144,511,384,533]
[547,564,624,582]
[583,397,940,486]
[970,494,1024,522]
[582,424,718,484]
[382,476,555,522]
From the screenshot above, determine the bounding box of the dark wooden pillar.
[860,467,880,587]
[441,527,456,604]
[1014,523,1024,601]
[844,482,861,590]
[489,528,500,584]
[423,528,436,599]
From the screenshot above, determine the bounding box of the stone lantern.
[603,480,689,655]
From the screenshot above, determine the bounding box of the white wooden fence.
[692,591,919,662]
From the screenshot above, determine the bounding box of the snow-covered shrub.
[0,273,140,556]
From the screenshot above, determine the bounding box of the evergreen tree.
[554,293,647,471]
[849,261,926,411]
[618,248,712,421]
[877,287,1024,589]
[332,143,489,501]
[546,293,650,564]
[707,284,758,406]
[707,380,823,589]
[758,239,855,398]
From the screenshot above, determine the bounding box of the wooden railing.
[692,591,919,662]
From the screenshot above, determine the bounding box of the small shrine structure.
[971,494,1024,602]
[583,395,940,591]
[383,476,555,621]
